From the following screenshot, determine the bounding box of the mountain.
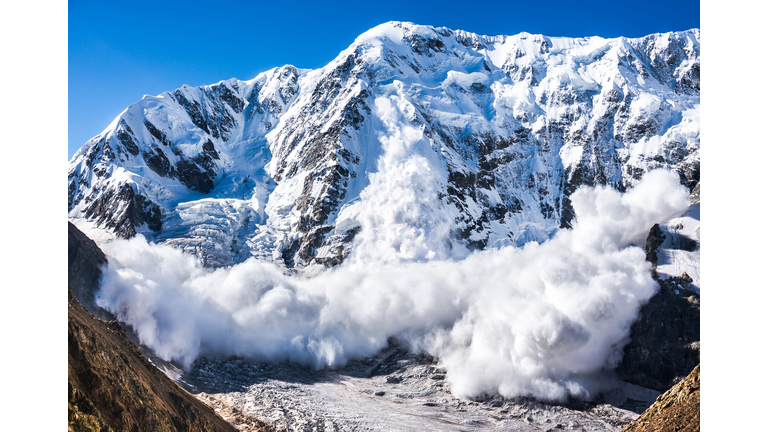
[68,21,700,268]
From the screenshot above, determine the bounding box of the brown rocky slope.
[68,286,244,432]
[620,364,700,432]
[68,222,271,431]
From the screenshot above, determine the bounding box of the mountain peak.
[68,23,699,268]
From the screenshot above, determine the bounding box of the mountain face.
[68,21,700,268]
[617,271,699,392]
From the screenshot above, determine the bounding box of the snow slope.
[656,202,700,290]
[68,21,700,269]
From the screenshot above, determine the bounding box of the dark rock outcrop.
[81,182,162,238]
[68,222,113,320]
[617,226,700,392]
[645,223,666,271]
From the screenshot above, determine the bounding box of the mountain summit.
[68,21,700,268]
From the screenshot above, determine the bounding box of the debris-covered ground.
[172,341,657,432]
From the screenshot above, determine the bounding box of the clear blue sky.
[68,0,700,159]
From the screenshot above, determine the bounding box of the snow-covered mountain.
[68,21,700,268]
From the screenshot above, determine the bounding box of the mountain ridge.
[68,21,699,268]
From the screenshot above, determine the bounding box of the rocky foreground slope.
[68,21,699,268]
[68,221,113,320]
[620,364,700,432]
[68,288,249,432]
[68,222,253,432]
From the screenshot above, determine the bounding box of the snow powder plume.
[347,95,467,265]
[96,169,688,402]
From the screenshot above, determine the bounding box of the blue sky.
[68,0,700,159]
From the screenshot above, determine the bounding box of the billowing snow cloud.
[96,165,689,401]
[95,88,691,402]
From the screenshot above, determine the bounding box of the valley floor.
[169,342,656,432]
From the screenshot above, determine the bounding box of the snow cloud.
[96,168,688,402]
[95,89,690,402]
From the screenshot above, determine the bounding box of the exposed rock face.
[68,21,700,268]
[620,364,700,432]
[68,288,244,432]
[616,202,700,393]
[617,274,700,392]
[645,223,666,271]
[68,221,113,320]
